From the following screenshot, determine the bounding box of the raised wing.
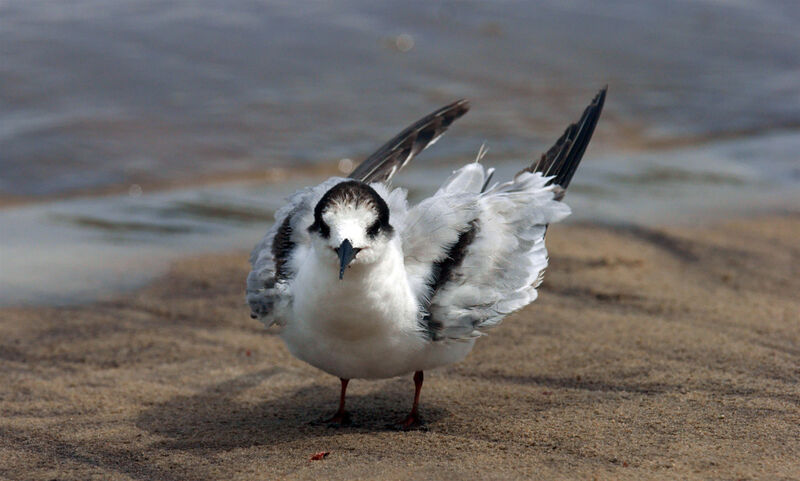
[521,87,606,198]
[247,177,346,325]
[404,88,606,341]
[348,99,470,184]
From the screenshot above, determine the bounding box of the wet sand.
[1,215,798,480]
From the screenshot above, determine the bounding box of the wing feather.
[348,99,470,184]
[247,177,347,324]
[522,87,606,195]
[405,88,606,341]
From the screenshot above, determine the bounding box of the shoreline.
[1,214,798,479]
[5,120,800,211]
[1,207,798,310]
[0,163,346,210]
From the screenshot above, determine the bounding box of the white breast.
[280,239,474,379]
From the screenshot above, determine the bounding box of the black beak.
[336,239,357,280]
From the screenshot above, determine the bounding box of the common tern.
[248,88,606,428]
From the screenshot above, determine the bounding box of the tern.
[248,88,606,428]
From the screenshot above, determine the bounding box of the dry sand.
[1,215,798,480]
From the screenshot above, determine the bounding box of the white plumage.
[248,166,567,378]
[246,89,606,427]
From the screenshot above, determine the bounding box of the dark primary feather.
[521,87,606,199]
[480,169,495,193]
[420,220,479,341]
[348,99,470,184]
[249,208,296,318]
[271,213,296,282]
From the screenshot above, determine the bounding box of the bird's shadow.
[135,368,448,451]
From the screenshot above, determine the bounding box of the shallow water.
[1,0,799,305]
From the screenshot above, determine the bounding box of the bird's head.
[308,181,394,279]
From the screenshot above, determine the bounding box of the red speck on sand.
[310,451,330,461]
[245,349,251,357]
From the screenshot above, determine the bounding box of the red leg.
[323,378,351,426]
[394,371,424,430]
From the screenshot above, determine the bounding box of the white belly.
[280,247,474,379]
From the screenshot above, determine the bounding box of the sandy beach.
[4,1,800,479]
[1,214,798,480]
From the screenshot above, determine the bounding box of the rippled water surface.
[1,0,799,305]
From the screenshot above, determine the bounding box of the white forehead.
[322,203,378,230]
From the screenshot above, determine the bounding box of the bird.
[247,88,606,429]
